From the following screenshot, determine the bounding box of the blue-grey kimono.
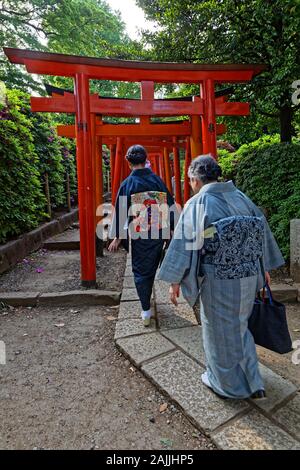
[158,181,284,399]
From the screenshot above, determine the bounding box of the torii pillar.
[74,73,97,287]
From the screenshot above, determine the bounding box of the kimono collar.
[131,168,152,177]
[199,180,236,195]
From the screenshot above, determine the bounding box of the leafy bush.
[218,149,241,182]
[233,136,300,260]
[0,86,77,244]
[0,88,46,242]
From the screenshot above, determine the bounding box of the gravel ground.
[0,304,215,450]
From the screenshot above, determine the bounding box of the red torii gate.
[56,118,227,211]
[4,47,266,286]
[32,83,240,206]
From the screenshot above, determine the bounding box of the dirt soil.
[0,248,126,293]
[0,233,299,450]
[0,304,215,450]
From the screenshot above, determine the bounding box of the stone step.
[0,290,120,307]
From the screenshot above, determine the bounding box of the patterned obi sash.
[200,215,264,280]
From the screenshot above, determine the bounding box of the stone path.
[115,253,300,450]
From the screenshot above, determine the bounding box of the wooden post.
[173,137,183,207]
[112,137,123,205]
[153,154,159,175]
[202,79,217,158]
[158,152,165,181]
[109,144,115,192]
[45,172,51,218]
[66,172,71,212]
[95,130,104,257]
[184,138,192,203]
[190,114,203,158]
[74,73,96,287]
[163,147,172,194]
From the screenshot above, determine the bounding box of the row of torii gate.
[4,48,266,286]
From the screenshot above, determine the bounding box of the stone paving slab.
[116,332,176,366]
[250,363,297,412]
[0,292,40,307]
[118,301,141,320]
[142,350,249,434]
[157,303,198,330]
[154,280,186,305]
[123,276,135,288]
[121,287,139,302]
[124,266,133,277]
[162,326,206,365]
[114,318,156,340]
[273,393,300,440]
[212,409,300,450]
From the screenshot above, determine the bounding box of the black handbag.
[248,283,293,354]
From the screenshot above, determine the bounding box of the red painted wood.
[203,78,217,158]
[74,73,96,284]
[109,144,116,193]
[183,138,192,204]
[21,57,260,83]
[163,147,172,195]
[173,137,183,207]
[31,95,249,117]
[112,137,123,205]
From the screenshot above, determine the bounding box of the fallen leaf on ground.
[159,403,168,413]
[293,329,300,332]
[106,316,116,321]
[54,323,65,328]
[160,438,173,447]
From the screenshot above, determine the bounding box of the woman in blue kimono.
[158,155,284,399]
[108,145,175,326]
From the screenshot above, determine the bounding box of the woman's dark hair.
[188,154,222,183]
[126,145,147,164]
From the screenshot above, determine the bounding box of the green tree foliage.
[137,0,300,143]
[0,0,55,93]
[218,136,300,259]
[0,0,143,98]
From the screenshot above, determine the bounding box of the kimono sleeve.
[158,197,203,284]
[109,183,130,240]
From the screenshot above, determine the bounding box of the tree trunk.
[280,104,293,143]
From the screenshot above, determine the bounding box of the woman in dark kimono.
[108,145,175,326]
[158,155,284,399]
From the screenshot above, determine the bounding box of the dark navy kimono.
[111,168,175,311]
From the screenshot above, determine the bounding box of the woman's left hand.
[169,283,180,306]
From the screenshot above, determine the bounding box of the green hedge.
[0,87,77,244]
[218,136,300,260]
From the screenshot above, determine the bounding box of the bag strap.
[264,282,274,306]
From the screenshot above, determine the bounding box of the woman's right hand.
[108,238,121,252]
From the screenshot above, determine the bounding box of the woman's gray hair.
[188,154,222,183]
